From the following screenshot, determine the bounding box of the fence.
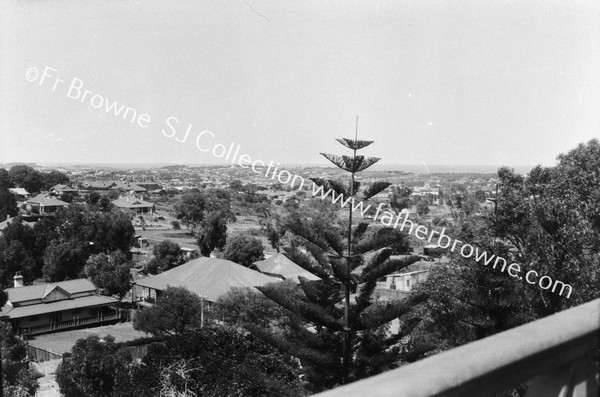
[26,345,64,375]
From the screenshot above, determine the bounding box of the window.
[406,279,410,288]
[72,309,81,315]
[29,316,39,322]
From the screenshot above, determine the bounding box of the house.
[24,194,69,214]
[0,276,121,336]
[385,269,429,292]
[253,253,320,283]
[132,257,278,305]
[111,181,147,194]
[50,184,79,196]
[0,216,36,235]
[111,195,155,214]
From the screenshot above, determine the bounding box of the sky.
[1,0,599,170]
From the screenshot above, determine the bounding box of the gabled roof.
[25,194,69,207]
[4,279,97,304]
[254,253,320,283]
[0,295,119,319]
[134,257,278,302]
[51,184,77,192]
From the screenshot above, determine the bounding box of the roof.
[0,294,119,319]
[51,184,77,192]
[0,217,36,232]
[134,257,278,302]
[4,279,97,304]
[254,253,320,283]
[111,196,154,209]
[25,194,69,207]
[9,188,30,196]
[111,181,147,192]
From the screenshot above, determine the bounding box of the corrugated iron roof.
[5,279,97,304]
[134,257,279,302]
[254,253,320,283]
[0,294,119,319]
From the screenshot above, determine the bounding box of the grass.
[27,322,148,355]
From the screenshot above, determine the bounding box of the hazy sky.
[1,0,599,169]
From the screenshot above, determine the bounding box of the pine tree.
[255,120,424,390]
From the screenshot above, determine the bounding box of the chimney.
[13,273,24,288]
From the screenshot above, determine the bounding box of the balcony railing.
[22,313,121,336]
[316,298,599,397]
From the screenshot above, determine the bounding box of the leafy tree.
[56,335,132,397]
[98,195,113,212]
[402,139,600,369]
[215,285,300,330]
[196,210,228,256]
[415,199,430,217]
[255,133,423,390]
[60,192,74,203]
[390,186,412,212]
[133,286,204,336]
[474,189,487,202]
[145,240,185,274]
[174,192,206,233]
[229,179,244,191]
[130,326,303,397]
[84,252,132,297]
[41,170,70,190]
[258,204,286,253]
[86,191,101,206]
[1,322,39,397]
[223,235,264,268]
[0,168,14,189]
[42,240,90,281]
[0,218,38,286]
[0,188,18,221]
[8,165,43,193]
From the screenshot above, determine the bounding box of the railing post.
[526,352,599,397]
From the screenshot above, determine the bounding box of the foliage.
[254,134,423,390]
[130,326,304,397]
[133,287,204,336]
[196,210,228,256]
[0,168,14,189]
[415,199,430,216]
[43,239,90,281]
[401,139,600,368]
[1,322,39,397]
[173,192,206,233]
[84,252,132,297]
[0,187,18,220]
[56,335,132,397]
[0,219,38,287]
[174,189,234,234]
[145,240,185,274]
[41,170,70,190]
[8,165,43,193]
[214,284,300,330]
[257,204,286,253]
[223,235,264,267]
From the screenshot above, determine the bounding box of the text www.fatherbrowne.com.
[26,65,574,299]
